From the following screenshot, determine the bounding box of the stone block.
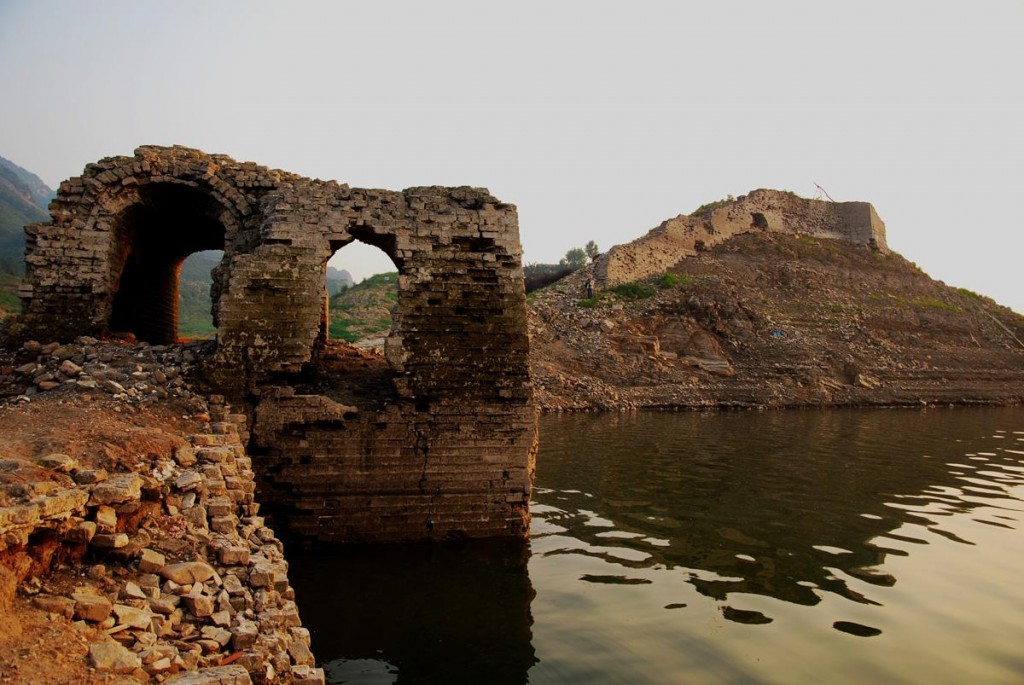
[94,504,117,531]
[184,593,215,618]
[33,594,75,618]
[160,561,216,585]
[138,547,166,574]
[64,519,97,543]
[92,532,129,549]
[88,640,142,674]
[218,545,249,566]
[73,591,113,622]
[89,472,143,505]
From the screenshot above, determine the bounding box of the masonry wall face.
[18,145,537,543]
[595,189,888,288]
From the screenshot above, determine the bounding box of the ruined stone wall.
[594,189,888,288]
[18,146,537,544]
[233,183,537,542]
[18,146,293,342]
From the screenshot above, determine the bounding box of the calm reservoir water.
[289,407,1024,684]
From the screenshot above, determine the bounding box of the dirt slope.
[529,232,1024,411]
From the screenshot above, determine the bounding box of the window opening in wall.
[108,183,227,344]
[294,238,402,411]
[325,241,398,349]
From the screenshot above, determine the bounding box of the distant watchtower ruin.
[18,145,537,543]
[594,189,889,288]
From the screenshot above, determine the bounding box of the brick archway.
[19,146,537,544]
[107,182,230,343]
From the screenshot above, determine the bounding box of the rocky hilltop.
[530,191,1024,411]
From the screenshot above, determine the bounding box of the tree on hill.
[560,247,588,269]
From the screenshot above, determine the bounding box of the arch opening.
[177,249,224,340]
[108,183,227,344]
[286,238,403,411]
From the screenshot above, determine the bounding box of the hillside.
[328,271,398,343]
[177,250,222,338]
[529,230,1024,410]
[0,273,20,319]
[0,156,53,277]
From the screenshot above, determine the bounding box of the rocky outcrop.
[531,229,1024,412]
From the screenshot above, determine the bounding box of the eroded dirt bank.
[530,232,1024,411]
[0,337,322,684]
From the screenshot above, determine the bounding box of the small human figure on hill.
[584,276,594,299]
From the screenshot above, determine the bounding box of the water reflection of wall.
[535,407,1024,609]
[289,539,536,685]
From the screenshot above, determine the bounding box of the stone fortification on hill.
[594,189,887,288]
[530,194,1023,412]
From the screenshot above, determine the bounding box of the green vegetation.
[609,282,657,300]
[955,287,984,300]
[557,241,600,270]
[692,194,735,216]
[560,247,588,269]
[177,251,221,339]
[0,272,21,316]
[0,289,21,314]
[0,156,54,277]
[911,296,962,313]
[868,291,963,313]
[328,320,359,342]
[327,271,398,343]
[657,271,693,289]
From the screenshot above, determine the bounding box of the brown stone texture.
[594,189,888,288]
[17,145,537,544]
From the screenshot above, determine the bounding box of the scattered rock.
[164,663,253,684]
[73,591,113,622]
[88,639,143,674]
[161,561,216,586]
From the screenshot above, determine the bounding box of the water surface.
[290,406,1024,684]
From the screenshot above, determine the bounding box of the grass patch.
[609,282,657,300]
[328,320,360,342]
[868,291,962,313]
[578,298,598,308]
[911,296,962,313]
[0,289,21,314]
[657,271,693,289]
[955,287,984,300]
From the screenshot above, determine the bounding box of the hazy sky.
[1,1,1021,312]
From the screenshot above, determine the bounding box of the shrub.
[657,271,694,289]
[609,282,657,300]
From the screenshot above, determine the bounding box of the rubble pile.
[0,335,210,406]
[0,336,324,685]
